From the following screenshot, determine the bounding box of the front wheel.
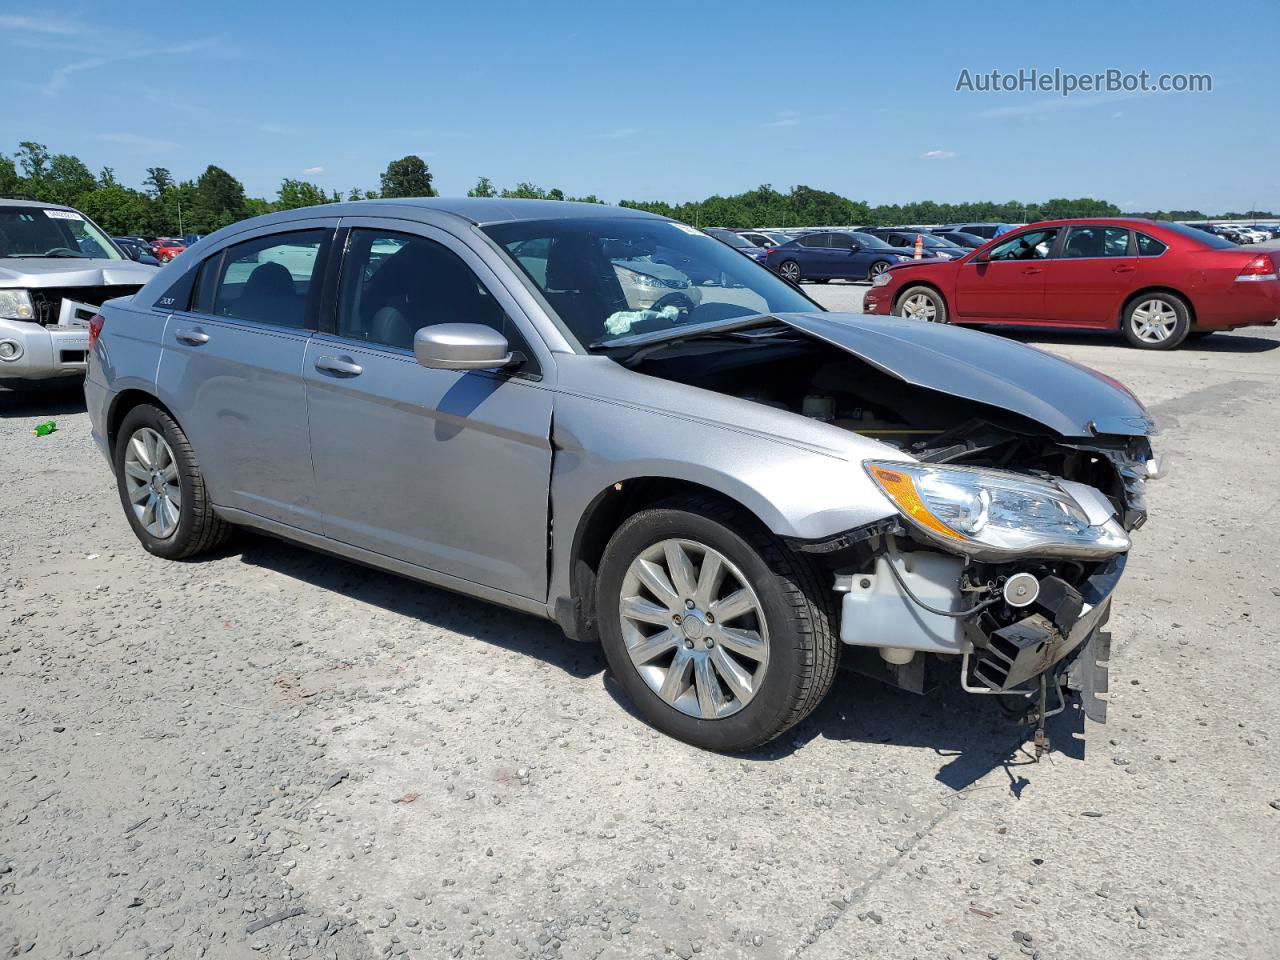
[868,260,891,280]
[895,285,948,323]
[114,404,232,560]
[596,497,838,752]
[778,260,801,283]
[1122,293,1190,349]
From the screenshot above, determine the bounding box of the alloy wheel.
[618,538,769,720]
[1130,299,1178,344]
[869,261,888,277]
[122,427,182,538]
[899,292,939,321]
[780,261,800,282]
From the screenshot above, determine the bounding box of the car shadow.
[0,379,87,417]
[230,531,605,680]
[992,327,1280,353]
[232,530,1088,792]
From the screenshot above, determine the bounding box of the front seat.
[543,235,629,341]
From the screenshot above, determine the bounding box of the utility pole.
[177,198,184,238]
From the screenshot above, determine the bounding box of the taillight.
[87,313,105,350]
[1236,254,1278,281]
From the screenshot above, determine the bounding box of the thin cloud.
[979,90,1156,119]
[95,132,182,153]
[593,128,640,140]
[0,14,85,34]
[760,111,801,128]
[921,150,957,160]
[38,34,239,95]
[42,57,108,96]
[303,166,324,175]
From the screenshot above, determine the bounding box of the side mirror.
[414,323,516,371]
[848,243,861,253]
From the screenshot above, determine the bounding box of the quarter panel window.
[336,229,529,361]
[986,228,1060,261]
[208,229,329,329]
[1136,233,1168,257]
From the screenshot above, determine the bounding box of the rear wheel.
[114,404,231,560]
[895,285,948,323]
[1122,293,1190,349]
[778,260,801,283]
[868,260,891,280]
[597,497,838,752]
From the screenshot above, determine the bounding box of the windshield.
[484,217,821,349]
[0,206,123,260]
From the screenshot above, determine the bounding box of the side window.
[828,233,854,250]
[799,233,828,248]
[884,233,908,247]
[208,229,329,328]
[1062,226,1130,258]
[1136,233,1168,257]
[986,228,1059,261]
[336,229,532,366]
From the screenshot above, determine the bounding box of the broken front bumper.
[0,301,97,379]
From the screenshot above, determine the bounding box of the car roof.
[0,197,76,210]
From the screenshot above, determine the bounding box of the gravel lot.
[2,295,1279,960]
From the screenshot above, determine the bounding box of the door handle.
[1113,265,1135,273]
[1021,267,1043,275]
[175,329,209,345]
[315,355,363,377]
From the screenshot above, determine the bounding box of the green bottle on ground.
[33,420,57,437]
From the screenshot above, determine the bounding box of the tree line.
[1,140,1271,239]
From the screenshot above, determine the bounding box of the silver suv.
[84,198,1156,753]
[0,199,157,380]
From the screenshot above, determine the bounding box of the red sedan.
[150,238,187,264]
[861,218,1280,349]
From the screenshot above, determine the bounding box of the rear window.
[1136,233,1168,257]
[1160,222,1235,250]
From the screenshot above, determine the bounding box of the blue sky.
[3,0,1276,212]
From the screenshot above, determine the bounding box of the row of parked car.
[1187,222,1279,244]
[111,235,192,265]
[696,219,1278,350]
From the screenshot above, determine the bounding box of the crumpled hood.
[0,258,159,288]
[774,312,1154,439]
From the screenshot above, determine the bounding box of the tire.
[1122,292,1190,349]
[596,496,838,752]
[894,284,948,323]
[114,403,232,560]
[868,260,891,280]
[778,260,802,283]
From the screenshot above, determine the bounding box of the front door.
[303,221,554,601]
[1044,225,1137,326]
[954,226,1060,321]
[156,222,335,531]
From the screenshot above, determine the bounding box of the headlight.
[0,289,34,321]
[894,255,911,262]
[623,270,665,288]
[872,271,893,287]
[865,460,1130,559]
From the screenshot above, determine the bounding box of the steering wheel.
[41,247,82,257]
[649,292,695,317]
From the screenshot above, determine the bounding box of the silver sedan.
[84,198,1156,753]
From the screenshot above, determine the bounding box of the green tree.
[276,179,332,210]
[466,176,496,198]
[0,155,20,196]
[500,182,547,199]
[144,166,174,197]
[99,166,119,189]
[379,155,435,198]
[189,165,248,233]
[76,186,152,235]
[45,154,98,206]
[15,141,50,184]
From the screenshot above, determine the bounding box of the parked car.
[0,199,158,380]
[112,237,160,265]
[862,218,1280,350]
[151,238,187,263]
[1209,225,1248,244]
[736,230,791,248]
[764,230,916,283]
[937,223,1018,240]
[932,230,987,249]
[860,228,967,260]
[85,198,1154,751]
[702,227,768,264]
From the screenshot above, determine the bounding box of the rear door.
[825,232,862,279]
[796,232,831,277]
[303,218,554,601]
[954,226,1059,321]
[1044,225,1137,325]
[156,221,336,531]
